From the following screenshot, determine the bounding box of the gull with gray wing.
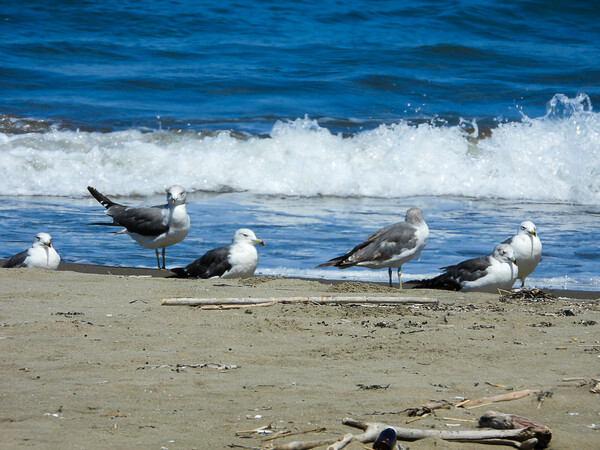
[171,228,265,279]
[4,232,61,270]
[87,185,190,269]
[316,207,429,288]
[414,243,518,293]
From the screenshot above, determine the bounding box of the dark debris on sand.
[500,288,557,302]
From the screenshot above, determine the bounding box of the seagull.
[87,185,190,269]
[171,228,266,279]
[4,232,61,270]
[503,221,542,287]
[413,243,518,293]
[315,207,429,288]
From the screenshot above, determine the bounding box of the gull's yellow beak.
[254,239,266,247]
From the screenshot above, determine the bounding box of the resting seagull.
[87,185,190,269]
[4,232,61,270]
[171,228,265,279]
[503,221,542,287]
[414,243,518,293]
[316,207,429,288]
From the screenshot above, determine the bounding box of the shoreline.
[3,259,597,299]
[21,260,600,300]
[0,265,598,448]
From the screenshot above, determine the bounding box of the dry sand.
[0,266,598,449]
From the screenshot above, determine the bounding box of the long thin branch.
[162,296,436,306]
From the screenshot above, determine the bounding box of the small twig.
[442,417,477,423]
[262,427,326,442]
[235,424,273,436]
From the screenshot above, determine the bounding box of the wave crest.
[1,94,598,204]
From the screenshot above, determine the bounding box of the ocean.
[1,0,599,290]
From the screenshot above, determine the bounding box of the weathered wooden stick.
[327,433,353,450]
[341,418,543,444]
[266,438,339,450]
[458,438,537,449]
[200,302,278,310]
[462,389,539,408]
[162,296,436,306]
[262,426,327,442]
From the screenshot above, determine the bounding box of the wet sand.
[0,265,598,449]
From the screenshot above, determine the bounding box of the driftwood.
[461,389,539,408]
[400,389,538,418]
[265,413,551,449]
[590,377,600,394]
[161,296,437,307]
[404,399,454,417]
[479,411,552,447]
[342,417,548,446]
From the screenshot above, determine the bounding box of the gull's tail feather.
[413,274,460,291]
[86,221,121,227]
[315,260,336,268]
[169,267,189,278]
[315,256,358,269]
[87,186,120,209]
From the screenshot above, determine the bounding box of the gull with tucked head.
[414,243,518,293]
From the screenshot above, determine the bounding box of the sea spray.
[1,94,598,205]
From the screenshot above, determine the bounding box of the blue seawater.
[0,0,599,289]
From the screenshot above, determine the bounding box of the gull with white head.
[503,221,542,288]
[316,207,429,288]
[87,185,190,269]
[414,243,518,293]
[171,228,266,279]
[4,232,61,270]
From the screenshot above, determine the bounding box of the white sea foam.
[1,94,598,205]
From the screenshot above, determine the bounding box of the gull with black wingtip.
[87,185,190,269]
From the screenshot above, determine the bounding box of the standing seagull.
[414,243,518,293]
[503,221,542,287]
[87,185,190,269]
[171,228,265,279]
[315,207,429,288]
[4,232,61,270]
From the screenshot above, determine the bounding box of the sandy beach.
[0,265,598,449]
